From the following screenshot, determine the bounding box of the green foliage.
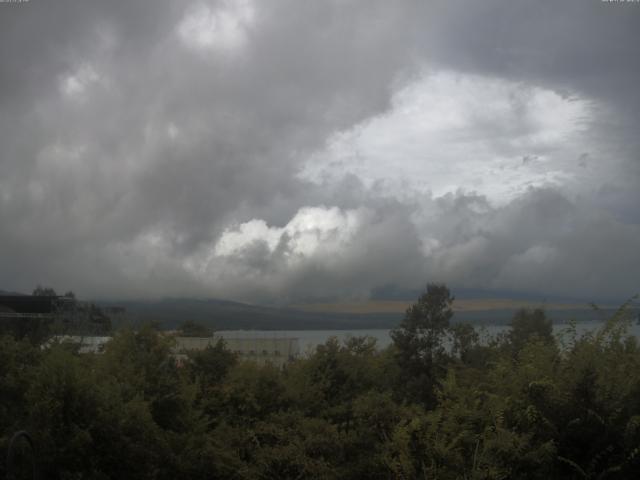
[178,320,213,337]
[2,290,640,479]
[0,336,41,460]
[25,345,168,479]
[450,321,484,365]
[391,283,454,406]
[187,339,237,386]
[509,308,554,353]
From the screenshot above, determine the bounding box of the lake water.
[217,320,640,354]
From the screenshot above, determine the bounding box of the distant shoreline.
[288,298,612,315]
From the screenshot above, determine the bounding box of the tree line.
[1,284,639,479]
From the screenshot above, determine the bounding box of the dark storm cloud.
[419,0,640,106]
[208,197,427,304]
[0,0,638,301]
[0,0,423,297]
[420,189,640,301]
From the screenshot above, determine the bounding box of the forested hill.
[96,298,400,330]
[96,297,621,330]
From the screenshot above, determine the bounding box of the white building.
[42,335,112,354]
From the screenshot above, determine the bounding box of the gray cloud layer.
[0,0,638,302]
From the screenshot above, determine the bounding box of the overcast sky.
[1,0,639,302]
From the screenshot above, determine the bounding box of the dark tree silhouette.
[391,283,454,406]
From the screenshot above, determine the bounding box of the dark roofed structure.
[1,294,116,341]
[0,295,62,342]
[0,295,59,314]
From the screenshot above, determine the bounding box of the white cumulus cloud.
[300,70,594,204]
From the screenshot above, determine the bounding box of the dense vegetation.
[1,285,640,479]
